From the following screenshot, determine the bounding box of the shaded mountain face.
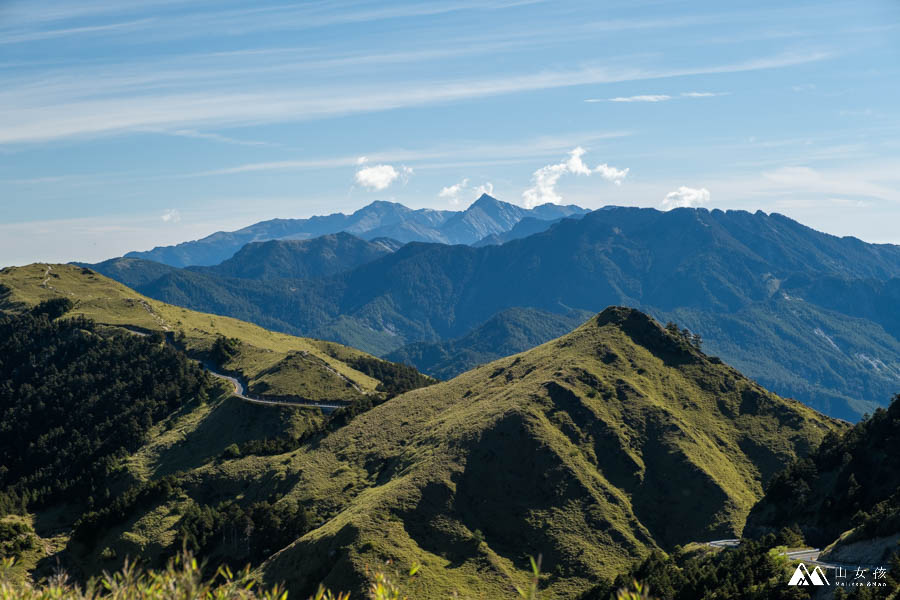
[94,206,900,421]
[190,232,397,280]
[473,216,569,247]
[385,307,594,379]
[257,307,837,597]
[123,196,588,267]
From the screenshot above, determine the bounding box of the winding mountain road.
[121,326,344,412]
[706,539,883,572]
[204,367,344,413]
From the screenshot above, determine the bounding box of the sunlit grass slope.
[256,307,840,598]
[0,265,842,598]
[0,263,437,584]
[0,263,382,400]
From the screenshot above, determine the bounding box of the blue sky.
[1,0,899,265]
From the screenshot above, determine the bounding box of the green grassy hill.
[255,307,839,598]
[0,263,434,583]
[0,263,403,401]
[0,266,843,597]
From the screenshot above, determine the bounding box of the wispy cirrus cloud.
[681,91,729,98]
[605,94,672,103]
[0,51,827,145]
[0,0,546,46]
[190,130,631,177]
[154,128,275,147]
[586,91,729,103]
[0,19,155,45]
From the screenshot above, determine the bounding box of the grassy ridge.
[0,264,386,400]
[0,263,434,583]
[256,307,839,598]
[0,265,842,597]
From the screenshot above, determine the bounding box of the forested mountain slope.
[747,393,900,549]
[93,206,900,420]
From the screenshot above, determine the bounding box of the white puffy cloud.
[438,178,493,205]
[522,147,628,208]
[355,163,412,191]
[473,182,494,198]
[564,146,593,175]
[594,163,629,185]
[585,92,726,103]
[161,209,181,223]
[439,178,469,204]
[660,186,711,210]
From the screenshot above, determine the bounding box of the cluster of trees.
[72,475,315,573]
[747,394,900,546]
[664,322,703,351]
[601,535,900,600]
[0,520,36,560]
[71,475,183,548]
[210,335,242,366]
[236,394,377,457]
[235,356,434,458]
[176,498,312,570]
[237,435,317,457]
[0,304,212,516]
[345,356,435,397]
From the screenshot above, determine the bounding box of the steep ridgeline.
[746,394,900,556]
[256,308,837,598]
[98,206,900,420]
[88,233,401,284]
[472,216,569,247]
[191,233,401,280]
[123,195,588,267]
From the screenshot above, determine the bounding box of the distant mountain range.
[124,195,589,267]
[88,202,900,421]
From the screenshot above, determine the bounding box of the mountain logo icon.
[788,563,830,586]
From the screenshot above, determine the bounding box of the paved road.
[706,539,882,572]
[205,367,345,412]
[120,327,345,412]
